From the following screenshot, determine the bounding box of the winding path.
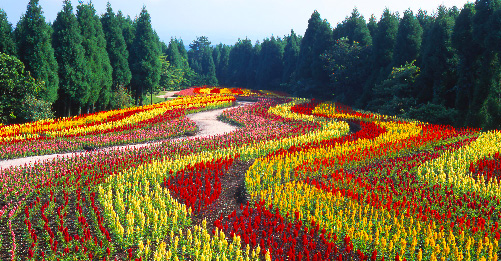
[0,101,254,170]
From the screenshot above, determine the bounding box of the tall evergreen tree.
[116,11,134,52]
[166,38,185,69]
[0,9,16,56]
[392,9,423,67]
[15,0,59,103]
[188,36,218,85]
[77,2,113,111]
[246,41,261,88]
[371,8,399,74]
[101,2,131,89]
[333,8,372,46]
[359,8,398,107]
[282,29,300,84]
[52,0,91,116]
[129,6,161,105]
[227,38,253,87]
[256,36,284,90]
[213,43,230,85]
[367,14,378,40]
[294,10,333,97]
[452,3,479,126]
[417,6,458,107]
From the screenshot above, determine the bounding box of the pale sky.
[1,0,472,46]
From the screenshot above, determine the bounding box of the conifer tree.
[77,2,113,111]
[227,38,253,86]
[392,9,423,67]
[101,2,131,89]
[166,38,185,69]
[129,6,161,105]
[15,0,59,103]
[418,6,458,107]
[294,10,333,97]
[117,11,134,53]
[282,29,300,84]
[52,0,91,116]
[256,37,284,90]
[367,14,378,40]
[333,8,372,46]
[452,3,478,126]
[0,9,16,56]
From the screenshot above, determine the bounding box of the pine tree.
[117,11,134,52]
[227,38,253,86]
[360,8,398,107]
[417,6,458,107]
[15,0,59,103]
[101,2,131,89]
[333,8,372,46]
[0,9,16,56]
[213,43,230,85]
[392,9,423,67]
[282,29,300,84]
[452,3,479,126]
[166,38,185,68]
[372,8,399,74]
[52,0,91,116]
[129,6,161,105]
[367,14,378,40]
[77,2,113,111]
[246,41,261,88]
[256,36,284,90]
[294,10,333,97]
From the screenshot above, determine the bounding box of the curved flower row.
[1,91,500,260]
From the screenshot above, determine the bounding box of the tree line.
[0,0,500,130]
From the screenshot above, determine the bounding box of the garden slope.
[0,101,254,170]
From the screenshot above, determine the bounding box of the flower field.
[0,88,500,260]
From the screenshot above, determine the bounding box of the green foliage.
[15,0,59,103]
[213,43,230,86]
[256,37,284,90]
[109,85,134,109]
[0,9,16,56]
[333,8,372,46]
[392,9,423,67]
[18,94,54,122]
[227,38,253,87]
[282,30,300,84]
[0,53,47,123]
[188,36,218,86]
[367,15,378,39]
[405,103,458,126]
[294,10,333,97]
[323,37,371,105]
[101,2,131,89]
[369,61,420,116]
[116,11,134,52]
[77,2,113,111]
[159,57,185,90]
[417,6,458,107]
[52,0,91,115]
[129,6,161,105]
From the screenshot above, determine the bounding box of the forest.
[0,0,500,129]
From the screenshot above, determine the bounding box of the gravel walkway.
[0,101,254,170]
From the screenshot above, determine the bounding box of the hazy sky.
[2,0,472,46]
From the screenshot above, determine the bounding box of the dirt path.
[156,91,179,98]
[0,101,254,170]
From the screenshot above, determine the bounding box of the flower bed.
[0,89,500,260]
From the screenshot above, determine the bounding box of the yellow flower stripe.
[0,95,234,142]
[99,162,264,261]
[417,130,501,199]
[252,180,499,261]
